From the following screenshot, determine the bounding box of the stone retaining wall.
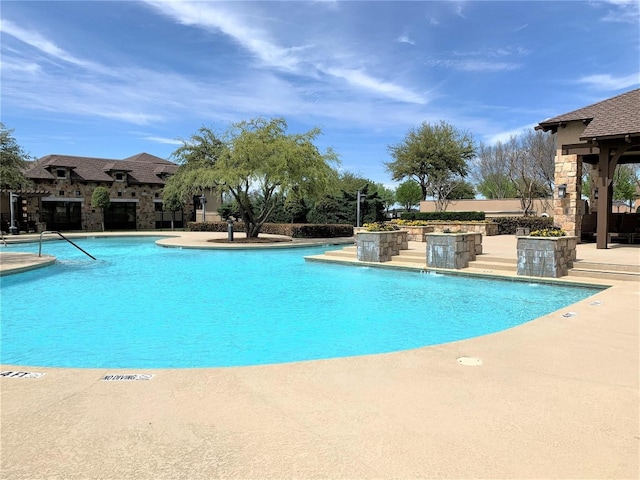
[428,222,498,236]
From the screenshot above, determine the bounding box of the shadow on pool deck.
[1,231,638,479]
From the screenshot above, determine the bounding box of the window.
[114,172,125,181]
[117,192,122,197]
[56,169,66,178]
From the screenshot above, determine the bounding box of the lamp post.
[9,192,19,235]
[227,217,234,242]
[356,190,366,227]
[199,194,207,222]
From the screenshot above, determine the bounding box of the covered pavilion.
[536,88,639,249]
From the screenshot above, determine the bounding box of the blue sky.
[1,1,639,187]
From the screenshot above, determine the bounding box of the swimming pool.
[0,237,601,368]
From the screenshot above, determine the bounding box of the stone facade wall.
[554,153,582,238]
[28,178,192,231]
[516,236,577,278]
[356,231,408,262]
[425,233,478,269]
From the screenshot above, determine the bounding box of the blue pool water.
[1,237,601,368]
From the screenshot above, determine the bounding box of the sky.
[1,0,639,187]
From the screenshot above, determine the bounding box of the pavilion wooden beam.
[595,144,630,249]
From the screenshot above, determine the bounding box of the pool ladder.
[38,231,96,260]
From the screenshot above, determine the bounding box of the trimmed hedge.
[400,211,486,221]
[187,222,353,238]
[491,216,554,235]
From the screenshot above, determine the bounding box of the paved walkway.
[1,231,638,478]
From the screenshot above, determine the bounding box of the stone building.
[1,152,220,233]
[537,88,639,248]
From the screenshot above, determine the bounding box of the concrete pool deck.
[1,232,638,478]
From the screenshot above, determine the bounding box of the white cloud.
[142,136,183,146]
[142,1,425,105]
[578,73,640,91]
[0,19,113,75]
[326,68,426,104]
[598,0,640,23]
[428,59,521,72]
[484,124,536,145]
[397,34,415,45]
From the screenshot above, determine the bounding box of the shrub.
[400,211,485,221]
[529,227,566,237]
[362,222,399,232]
[491,216,554,235]
[187,222,353,238]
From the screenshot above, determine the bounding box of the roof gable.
[24,153,177,185]
[123,152,175,165]
[537,89,640,139]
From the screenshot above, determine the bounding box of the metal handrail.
[39,231,96,260]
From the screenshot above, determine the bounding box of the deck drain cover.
[457,356,482,366]
[102,374,154,381]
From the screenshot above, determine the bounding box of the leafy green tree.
[173,118,339,238]
[395,180,422,211]
[446,181,476,199]
[375,183,395,215]
[162,191,184,231]
[163,126,226,208]
[307,196,345,224]
[0,123,31,190]
[613,165,638,208]
[476,174,517,199]
[386,120,475,210]
[91,186,111,231]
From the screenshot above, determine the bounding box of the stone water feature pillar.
[516,236,577,278]
[425,233,478,269]
[356,231,408,262]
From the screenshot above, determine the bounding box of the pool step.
[467,256,517,273]
[570,261,640,274]
[567,261,640,282]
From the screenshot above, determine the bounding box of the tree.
[163,126,226,209]
[162,191,184,231]
[446,181,475,199]
[472,142,516,199]
[395,180,422,211]
[503,131,554,215]
[523,129,555,193]
[0,123,31,190]
[91,186,111,231]
[375,183,396,216]
[386,121,475,211]
[172,118,339,238]
[613,165,638,209]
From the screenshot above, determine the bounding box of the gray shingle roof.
[537,88,640,140]
[24,153,178,185]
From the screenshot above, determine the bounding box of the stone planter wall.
[356,231,408,262]
[428,222,498,236]
[425,233,479,269]
[402,225,435,242]
[516,236,577,278]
